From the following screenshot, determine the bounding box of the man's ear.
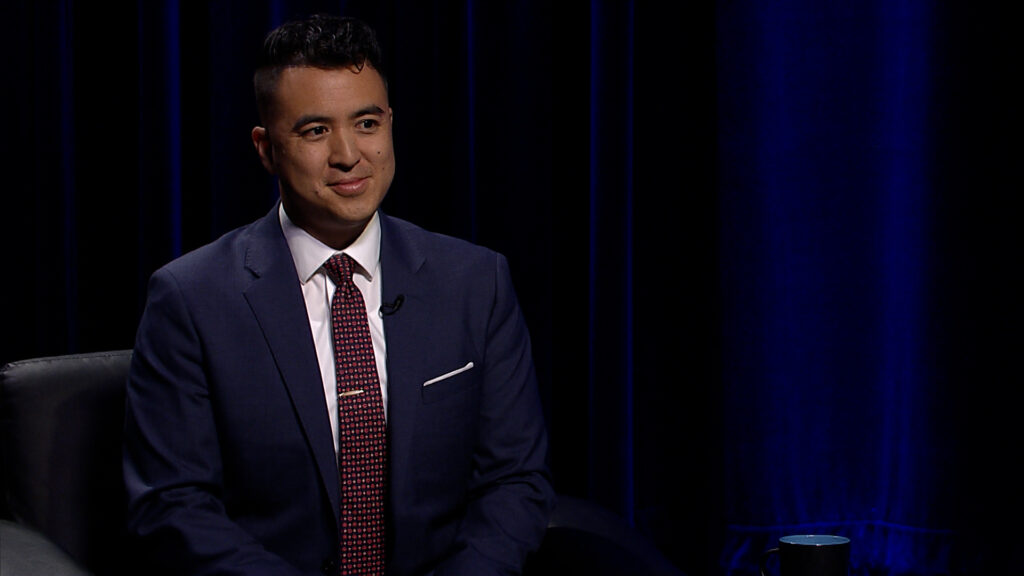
[252,126,276,173]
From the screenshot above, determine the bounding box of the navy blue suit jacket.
[123,206,553,576]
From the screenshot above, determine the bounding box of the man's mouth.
[328,177,368,195]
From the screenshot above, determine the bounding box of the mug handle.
[760,547,780,576]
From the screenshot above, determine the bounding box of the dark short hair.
[253,14,386,123]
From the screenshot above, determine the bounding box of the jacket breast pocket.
[420,361,476,404]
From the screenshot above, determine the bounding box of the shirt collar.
[279,203,381,284]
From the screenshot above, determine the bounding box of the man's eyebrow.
[291,115,330,132]
[351,105,386,119]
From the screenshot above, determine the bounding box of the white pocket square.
[423,361,475,386]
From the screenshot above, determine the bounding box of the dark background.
[1,1,1020,575]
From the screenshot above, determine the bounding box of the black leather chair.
[524,493,686,576]
[1,350,134,576]
[1,350,684,576]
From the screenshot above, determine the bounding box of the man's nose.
[328,130,360,169]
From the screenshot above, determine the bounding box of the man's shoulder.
[156,210,275,280]
[381,213,498,260]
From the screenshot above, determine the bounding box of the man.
[123,14,553,576]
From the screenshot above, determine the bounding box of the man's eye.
[304,126,328,137]
[358,119,379,130]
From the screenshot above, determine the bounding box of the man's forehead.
[269,65,389,119]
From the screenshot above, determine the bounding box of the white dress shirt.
[279,204,389,453]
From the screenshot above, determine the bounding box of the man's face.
[252,65,395,248]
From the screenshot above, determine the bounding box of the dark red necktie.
[323,253,386,576]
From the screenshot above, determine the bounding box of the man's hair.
[253,14,386,123]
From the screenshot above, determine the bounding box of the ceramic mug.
[760,534,850,576]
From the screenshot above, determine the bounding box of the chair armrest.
[525,494,686,576]
[0,520,92,576]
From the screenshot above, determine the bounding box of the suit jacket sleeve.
[122,266,305,576]
[431,253,554,576]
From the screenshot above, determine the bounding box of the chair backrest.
[0,350,134,576]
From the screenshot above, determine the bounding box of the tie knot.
[323,253,355,286]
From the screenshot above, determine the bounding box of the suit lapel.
[378,213,429,487]
[241,207,341,518]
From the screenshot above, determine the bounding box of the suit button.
[321,558,338,575]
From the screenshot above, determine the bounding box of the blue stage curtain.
[2,1,1020,575]
[716,2,947,572]
[713,3,1021,574]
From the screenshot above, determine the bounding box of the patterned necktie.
[323,253,386,576]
